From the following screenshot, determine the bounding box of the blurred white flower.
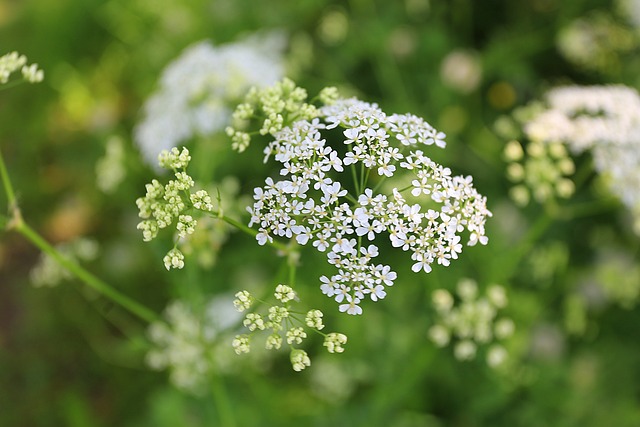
[146,295,241,394]
[439,50,482,94]
[135,32,286,165]
[524,85,640,232]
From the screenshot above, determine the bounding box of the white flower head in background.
[146,295,242,394]
[523,85,640,233]
[439,49,482,94]
[135,31,286,165]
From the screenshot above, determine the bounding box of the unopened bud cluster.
[503,139,575,207]
[136,147,216,270]
[232,284,348,372]
[428,278,514,368]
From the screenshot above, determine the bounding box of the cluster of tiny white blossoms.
[523,85,640,232]
[428,278,514,367]
[134,32,285,165]
[503,139,575,207]
[146,297,242,394]
[136,147,217,269]
[0,51,44,84]
[30,238,99,288]
[232,285,348,372]
[230,79,492,315]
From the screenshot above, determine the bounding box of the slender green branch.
[498,212,553,281]
[210,376,237,427]
[0,147,17,208]
[219,214,290,253]
[15,220,158,324]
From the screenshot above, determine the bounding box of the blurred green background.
[2,0,640,426]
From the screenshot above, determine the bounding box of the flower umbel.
[232,285,347,371]
[235,80,492,315]
[136,147,218,269]
[428,278,514,368]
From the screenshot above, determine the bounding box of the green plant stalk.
[16,221,158,323]
[210,376,237,427]
[219,214,290,253]
[2,148,158,323]
[0,146,17,208]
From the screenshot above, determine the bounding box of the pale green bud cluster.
[0,51,44,84]
[323,332,347,354]
[428,278,514,368]
[136,147,216,270]
[231,285,346,372]
[504,139,575,207]
[227,78,328,153]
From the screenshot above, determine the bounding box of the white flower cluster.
[0,51,44,84]
[238,82,492,315]
[428,278,514,367]
[30,238,99,288]
[232,285,347,372]
[523,85,640,232]
[134,32,285,165]
[136,147,216,269]
[146,297,242,394]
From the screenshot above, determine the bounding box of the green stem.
[15,220,158,324]
[210,376,237,427]
[499,212,553,281]
[0,147,17,208]
[219,214,290,253]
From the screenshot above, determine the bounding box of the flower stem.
[1,147,158,323]
[15,220,158,323]
[210,375,237,427]
[0,147,17,209]
[219,214,290,253]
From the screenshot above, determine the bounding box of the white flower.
[323,332,348,353]
[232,334,251,354]
[135,33,286,165]
[274,284,297,303]
[290,349,311,371]
[233,290,253,312]
[305,309,325,330]
[163,248,185,270]
[286,327,307,345]
[238,83,491,315]
[522,85,640,230]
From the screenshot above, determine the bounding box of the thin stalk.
[15,221,158,323]
[219,214,290,253]
[210,376,237,427]
[499,213,553,281]
[0,147,17,208]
